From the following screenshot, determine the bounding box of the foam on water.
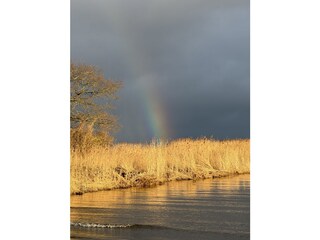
[71,222,133,228]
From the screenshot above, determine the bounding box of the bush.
[70,123,113,153]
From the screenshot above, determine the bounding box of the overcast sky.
[71,0,250,142]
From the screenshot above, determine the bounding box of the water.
[71,174,250,240]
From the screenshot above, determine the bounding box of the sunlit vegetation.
[70,134,250,195]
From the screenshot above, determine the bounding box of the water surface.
[71,174,250,240]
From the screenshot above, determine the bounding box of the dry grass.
[70,138,250,195]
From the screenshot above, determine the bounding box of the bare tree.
[71,63,122,147]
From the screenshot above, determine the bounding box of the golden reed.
[70,138,250,194]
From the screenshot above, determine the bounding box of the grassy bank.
[70,138,250,195]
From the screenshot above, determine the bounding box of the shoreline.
[71,171,250,195]
[71,139,250,195]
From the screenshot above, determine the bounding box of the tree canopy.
[70,63,122,147]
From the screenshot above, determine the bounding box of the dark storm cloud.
[71,0,250,142]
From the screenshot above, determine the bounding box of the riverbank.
[70,138,250,195]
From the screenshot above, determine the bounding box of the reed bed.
[70,138,250,194]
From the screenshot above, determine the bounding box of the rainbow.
[102,10,171,141]
[140,80,170,141]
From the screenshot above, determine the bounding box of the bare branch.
[70,63,122,136]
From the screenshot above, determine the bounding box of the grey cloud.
[71,0,250,142]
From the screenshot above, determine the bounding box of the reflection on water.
[71,174,250,240]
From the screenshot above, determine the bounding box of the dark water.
[71,174,250,240]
